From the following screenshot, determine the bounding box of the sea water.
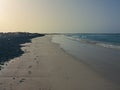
[52,33,120,85]
[66,33,120,49]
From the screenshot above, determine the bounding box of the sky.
[0,0,120,33]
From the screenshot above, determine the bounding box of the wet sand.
[52,35,120,85]
[0,35,119,90]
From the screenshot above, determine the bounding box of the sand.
[0,35,119,90]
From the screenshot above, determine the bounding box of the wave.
[66,35,120,50]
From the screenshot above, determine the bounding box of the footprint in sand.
[28,65,32,69]
[28,71,32,74]
[19,78,26,83]
[34,58,37,60]
[36,61,39,64]
[13,77,15,80]
[36,56,38,57]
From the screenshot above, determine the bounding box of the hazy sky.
[0,0,120,33]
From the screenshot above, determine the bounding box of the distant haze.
[0,0,120,33]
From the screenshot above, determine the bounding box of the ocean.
[52,33,120,85]
[66,33,120,49]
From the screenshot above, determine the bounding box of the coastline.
[0,32,44,67]
[52,35,120,85]
[0,35,119,90]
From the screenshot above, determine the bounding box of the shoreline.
[52,35,120,85]
[0,35,119,90]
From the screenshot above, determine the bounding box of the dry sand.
[0,35,119,90]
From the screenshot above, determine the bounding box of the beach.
[52,35,120,84]
[0,35,119,90]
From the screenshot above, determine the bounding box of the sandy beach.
[0,35,119,90]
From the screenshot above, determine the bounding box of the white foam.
[66,36,120,50]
